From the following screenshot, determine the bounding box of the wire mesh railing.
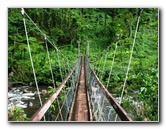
[85,56,132,121]
[30,57,81,121]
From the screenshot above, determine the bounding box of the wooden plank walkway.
[70,56,89,121]
[30,56,132,121]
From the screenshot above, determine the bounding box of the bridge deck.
[70,56,89,121]
[30,56,132,121]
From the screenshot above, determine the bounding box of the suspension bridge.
[19,8,142,121]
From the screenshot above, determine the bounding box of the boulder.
[41,89,47,95]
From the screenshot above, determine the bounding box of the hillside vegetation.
[8,8,158,121]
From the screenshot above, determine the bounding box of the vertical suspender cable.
[23,8,75,74]
[44,35,56,89]
[45,39,63,121]
[93,50,105,74]
[24,9,61,59]
[45,36,64,120]
[21,8,74,121]
[100,46,110,80]
[96,55,102,77]
[63,58,67,77]
[57,51,63,82]
[115,8,142,121]
[66,58,71,73]
[45,37,63,121]
[56,50,64,121]
[21,8,45,121]
[100,40,119,120]
[96,50,106,77]
[106,40,119,89]
[92,45,110,120]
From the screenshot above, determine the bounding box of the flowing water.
[8,85,140,121]
[8,85,49,118]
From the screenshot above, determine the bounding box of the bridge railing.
[30,57,81,121]
[85,56,132,121]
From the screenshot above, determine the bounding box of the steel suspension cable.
[66,58,71,74]
[44,35,56,89]
[63,58,68,77]
[44,36,63,120]
[100,46,110,80]
[21,8,76,121]
[115,9,142,121]
[55,79,73,121]
[23,8,65,121]
[91,45,111,120]
[96,50,107,77]
[94,44,112,77]
[96,56,102,77]
[24,10,58,50]
[23,7,72,79]
[106,40,119,89]
[61,52,74,70]
[61,57,70,113]
[100,40,119,120]
[53,50,64,121]
[57,51,63,82]
[92,50,105,73]
[23,8,72,67]
[21,8,46,121]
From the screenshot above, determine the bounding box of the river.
[8,85,140,121]
[8,85,49,119]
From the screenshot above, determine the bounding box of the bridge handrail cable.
[30,57,81,121]
[85,56,132,121]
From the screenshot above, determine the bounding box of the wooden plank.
[71,56,90,121]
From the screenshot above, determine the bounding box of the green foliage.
[90,8,158,121]
[47,84,67,114]
[8,106,29,121]
[8,8,158,121]
[47,86,57,112]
